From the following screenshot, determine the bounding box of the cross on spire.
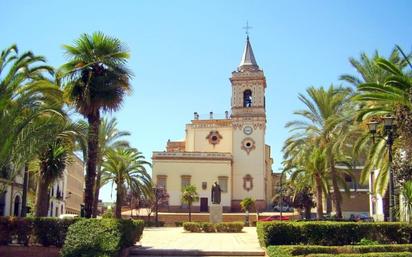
[242,21,252,36]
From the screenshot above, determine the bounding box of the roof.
[238,35,259,72]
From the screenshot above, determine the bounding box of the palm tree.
[59,32,132,218]
[401,181,412,223]
[0,44,62,175]
[283,144,329,219]
[76,117,131,217]
[101,148,151,219]
[354,53,412,220]
[32,116,85,216]
[181,184,199,222]
[340,48,408,87]
[35,142,70,216]
[285,85,354,219]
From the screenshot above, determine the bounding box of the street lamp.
[367,115,396,222]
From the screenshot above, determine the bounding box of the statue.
[211,181,222,204]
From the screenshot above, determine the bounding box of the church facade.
[152,36,274,212]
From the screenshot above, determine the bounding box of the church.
[152,35,274,212]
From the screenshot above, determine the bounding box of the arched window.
[13,195,21,217]
[243,90,252,107]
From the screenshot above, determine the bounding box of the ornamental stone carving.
[206,130,222,146]
[241,137,256,154]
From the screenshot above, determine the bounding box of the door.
[200,197,208,212]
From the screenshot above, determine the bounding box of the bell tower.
[230,35,267,211]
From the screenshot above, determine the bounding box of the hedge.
[61,218,144,257]
[0,216,79,247]
[267,245,412,257]
[257,222,412,246]
[183,222,243,233]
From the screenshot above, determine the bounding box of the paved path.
[129,227,264,256]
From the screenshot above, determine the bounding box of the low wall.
[0,245,60,257]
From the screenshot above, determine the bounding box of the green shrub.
[302,253,412,257]
[0,217,78,247]
[358,238,379,245]
[258,221,412,246]
[267,244,412,257]
[175,221,183,227]
[61,219,144,257]
[183,222,201,232]
[216,222,243,232]
[201,222,216,232]
[31,217,79,247]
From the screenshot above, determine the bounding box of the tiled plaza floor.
[137,227,263,252]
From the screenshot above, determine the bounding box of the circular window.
[206,131,222,146]
[241,137,256,154]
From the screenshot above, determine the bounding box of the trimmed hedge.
[257,222,412,246]
[267,245,412,257]
[144,220,165,227]
[183,222,243,233]
[61,218,144,257]
[0,216,78,247]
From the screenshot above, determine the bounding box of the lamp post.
[367,115,396,222]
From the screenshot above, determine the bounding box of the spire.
[238,35,259,72]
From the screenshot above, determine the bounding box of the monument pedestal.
[209,204,223,224]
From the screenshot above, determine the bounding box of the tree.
[353,50,412,220]
[285,85,354,219]
[283,144,329,219]
[340,48,408,87]
[181,184,199,222]
[0,44,62,177]
[292,186,315,220]
[401,181,412,223]
[101,147,151,218]
[32,117,85,216]
[77,117,130,217]
[59,32,132,218]
[240,197,255,212]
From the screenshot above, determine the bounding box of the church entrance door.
[200,197,208,212]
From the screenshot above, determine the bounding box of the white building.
[152,35,274,212]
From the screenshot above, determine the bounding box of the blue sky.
[2,1,412,202]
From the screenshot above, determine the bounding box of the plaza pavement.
[129,227,265,256]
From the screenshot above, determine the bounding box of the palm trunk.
[92,165,102,218]
[21,164,29,217]
[315,174,324,219]
[84,112,100,218]
[188,202,192,222]
[115,182,123,219]
[330,158,342,219]
[304,206,311,220]
[35,170,49,217]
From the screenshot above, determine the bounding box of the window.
[157,175,167,191]
[218,176,228,193]
[181,175,191,190]
[13,195,21,217]
[243,90,252,107]
[50,202,54,217]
